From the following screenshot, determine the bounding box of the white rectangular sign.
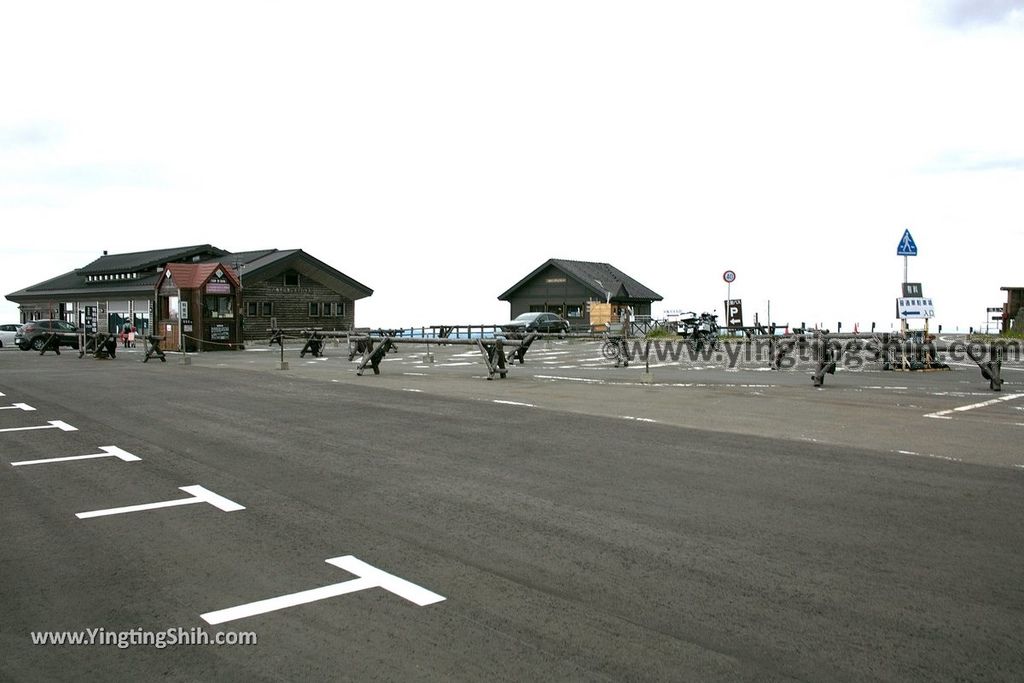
[897,297,935,319]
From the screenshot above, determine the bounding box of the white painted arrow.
[12,445,141,467]
[200,555,445,625]
[0,403,35,411]
[0,420,77,434]
[76,485,244,519]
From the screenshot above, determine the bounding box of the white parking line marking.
[0,403,36,412]
[892,449,962,463]
[493,400,536,408]
[76,485,244,519]
[0,420,77,433]
[924,393,1024,419]
[620,416,657,423]
[534,375,604,384]
[402,388,424,393]
[948,362,1024,372]
[200,555,445,625]
[12,446,141,467]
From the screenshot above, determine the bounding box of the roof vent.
[103,250,108,256]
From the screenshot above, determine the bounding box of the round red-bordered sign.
[723,270,736,283]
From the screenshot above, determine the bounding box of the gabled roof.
[6,269,162,300]
[235,249,373,300]
[204,250,278,267]
[498,258,662,302]
[6,245,372,304]
[159,262,240,291]
[78,245,226,275]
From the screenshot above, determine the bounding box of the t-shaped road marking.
[12,445,141,467]
[76,485,244,519]
[200,555,446,625]
[0,420,77,434]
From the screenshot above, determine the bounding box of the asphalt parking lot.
[1,339,1022,680]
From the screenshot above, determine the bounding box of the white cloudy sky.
[2,1,1022,332]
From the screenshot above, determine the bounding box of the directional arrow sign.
[200,555,446,625]
[897,229,918,256]
[0,420,77,434]
[0,403,36,412]
[76,485,244,519]
[12,445,141,467]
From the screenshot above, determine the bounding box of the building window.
[204,295,234,318]
[338,302,346,317]
[567,305,582,319]
[322,302,333,316]
[246,302,258,316]
[309,302,320,317]
[261,302,272,316]
[284,272,300,286]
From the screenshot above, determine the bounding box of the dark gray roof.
[6,245,372,303]
[203,249,278,267]
[78,245,226,275]
[237,249,373,299]
[498,258,662,302]
[6,269,162,300]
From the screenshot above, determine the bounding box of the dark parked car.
[501,312,571,335]
[15,320,80,351]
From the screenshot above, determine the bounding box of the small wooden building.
[498,258,663,327]
[1000,286,1024,333]
[234,249,373,339]
[156,263,243,352]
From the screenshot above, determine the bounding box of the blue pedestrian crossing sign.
[897,229,918,256]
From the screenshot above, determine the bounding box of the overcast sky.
[2,1,1022,332]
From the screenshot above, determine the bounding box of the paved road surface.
[1,350,1022,681]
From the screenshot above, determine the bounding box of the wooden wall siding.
[511,265,594,301]
[509,265,589,319]
[242,276,355,338]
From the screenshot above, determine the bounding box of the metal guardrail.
[769,333,1007,390]
[259,327,1013,392]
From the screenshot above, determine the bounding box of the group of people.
[120,323,138,348]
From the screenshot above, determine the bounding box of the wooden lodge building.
[6,245,372,350]
[1000,286,1024,333]
[498,258,662,327]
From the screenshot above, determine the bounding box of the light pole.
[233,257,243,350]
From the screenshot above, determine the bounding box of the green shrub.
[645,327,677,339]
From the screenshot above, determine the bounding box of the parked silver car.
[14,320,80,351]
[0,323,22,348]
